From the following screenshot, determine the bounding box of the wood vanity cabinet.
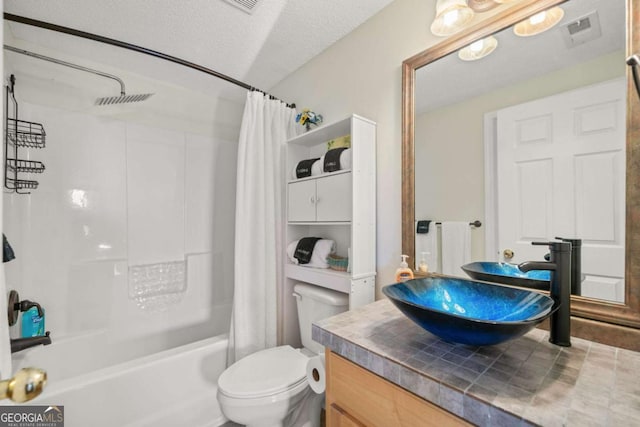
[325,350,471,427]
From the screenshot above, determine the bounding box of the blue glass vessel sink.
[462,262,550,290]
[382,276,557,346]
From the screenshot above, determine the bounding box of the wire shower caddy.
[4,74,46,193]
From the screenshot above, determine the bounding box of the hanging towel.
[287,239,336,268]
[295,158,321,179]
[323,147,348,172]
[293,237,322,264]
[415,221,439,273]
[441,222,471,276]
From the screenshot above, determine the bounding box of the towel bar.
[434,220,482,228]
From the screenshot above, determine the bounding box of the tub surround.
[313,299,640,426]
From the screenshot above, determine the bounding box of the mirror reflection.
[414,0,625,303]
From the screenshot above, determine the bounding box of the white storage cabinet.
[281,114,377,347]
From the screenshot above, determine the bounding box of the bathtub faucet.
[518,241,572,347]
[11,331,52,353]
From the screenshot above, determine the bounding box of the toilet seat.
[218,345,309,399]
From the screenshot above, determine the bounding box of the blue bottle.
[21,306,45,337]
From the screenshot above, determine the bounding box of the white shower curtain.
[228,91,297,363]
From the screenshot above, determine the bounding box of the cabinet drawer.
[326,351,470,427]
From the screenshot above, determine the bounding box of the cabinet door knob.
[310,196,315,204]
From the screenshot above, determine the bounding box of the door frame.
[484,111,499,262]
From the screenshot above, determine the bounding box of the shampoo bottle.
[21,306,45,338]
[395,254,414,282]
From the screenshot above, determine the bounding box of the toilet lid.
[218,345,308,398]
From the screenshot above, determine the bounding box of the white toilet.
[217,283,349,427]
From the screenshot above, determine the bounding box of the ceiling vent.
[222,0,260,14]
[560,10,602,48]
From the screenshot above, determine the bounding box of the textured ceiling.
[3,0,395,104]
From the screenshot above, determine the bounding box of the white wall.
[270,0,432,294]
[3,41,242,359]
[270,0,510,295]
[415,50,625,262]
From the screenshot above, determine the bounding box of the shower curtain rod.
[3,13,295,109]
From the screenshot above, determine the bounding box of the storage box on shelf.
[281,114,376,347]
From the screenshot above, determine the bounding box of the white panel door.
[496,79,626,301]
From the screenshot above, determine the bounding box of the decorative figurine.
[296,109,323,131]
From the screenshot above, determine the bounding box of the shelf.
[5,177,39,191]
[287,114,375,146]
[288,117,351,147]
[287,169,351,184]
[7,118,46,149]
[285,263,351,294]
[7,158,46,174]
[5,76,46,194]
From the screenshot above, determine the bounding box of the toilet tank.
[294,283,349,354]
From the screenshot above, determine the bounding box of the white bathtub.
[12,334,229,427]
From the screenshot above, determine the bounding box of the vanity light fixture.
[514,6,565,37]
[458,35,498,61]
[467,0,501,13]
[430,0,475,37]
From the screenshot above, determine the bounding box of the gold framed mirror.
[402,0,640,349]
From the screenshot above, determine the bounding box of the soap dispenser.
[418,252,430,274]
[395,254,414,282]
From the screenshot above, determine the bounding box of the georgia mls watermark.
[0,406,64,427]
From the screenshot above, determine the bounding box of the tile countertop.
[312,299,640,427]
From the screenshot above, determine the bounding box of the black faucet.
[555,237,582,296]
[10,331,52,353]
[518,241,572,347]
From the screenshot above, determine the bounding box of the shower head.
[95,92,154,106]
[3,45,154,107]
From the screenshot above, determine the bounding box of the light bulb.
[514,6,564,37]
[469,39,485,52]
[443,9,460,27]
[529,11,547,26]
[458,35,498,61]
[430,0,475,36]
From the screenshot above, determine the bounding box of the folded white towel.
[441,222,471,276]
[311,158,323,176]
[340,148,352,170]
[290,149,352,180]
[287,239,336,269]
